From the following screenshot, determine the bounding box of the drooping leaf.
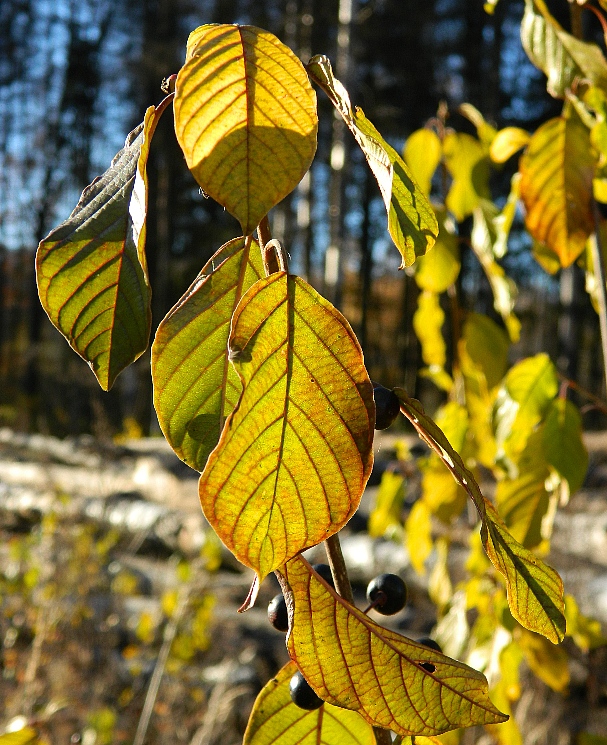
[307,55,438,267]
[517,628,569,692]
[521,0,607,98]
[243,661,375,745]
[414,209,460,294]
[494,173,521,258]
[404,128,442,196]
[37,99,170,390]
[490,128,530,164]
[519,116,595,268]
[199,272,374,589]
[564,594,607,653]
[459,103,498,149]
[443,132,490,222]
[278,556,508,736]
[395,388,566,644]
[543,397,588,494]
[174,24,318,236]
[369,469,406,538]
[152,237,264,472]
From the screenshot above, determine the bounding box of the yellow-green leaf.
[413,291,447,370]
[405,499,434,575]
[494,173,521,259]
[564,594,607,653]
[543,398,588,494]
[490,128,530,164]
[244,661,376,745]
[278,556,508,736]
[307,55,438,267]
[443,132,490,222]
[462,313,509,391]
[519,116,595,268]
[174,24,318,236]
[369,469,405,538]
[521,0,607,98]
[37,100,169,390]
[152,237,264,471]
[518,628,569,692]
[395,388,566,644]
[0,729,39,745]
[404,128,442,196]
[414,209,460,293]
[199,272,374,587]
[459,103,498,149]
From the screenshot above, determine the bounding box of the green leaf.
[37,100,169,390]
[564,594,607,653]
[307,55,438,267]
[395,388,566,644]
[443,132,490,222]
[461,313,509,391]
[174,24,318,236]
[278,556,508,736]
[519,116,595,268]
[244,661,376,745]
[152,237,264,471]
[404,128,442,196]
[543,398,588,494]
[199,273,374,591]
[414,208,460,293]
[518,628,569,692]
[521,0,607,99]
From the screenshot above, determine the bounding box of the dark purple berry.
[267,594,288,632]
[418,637,442,653]
[366,573,407,615]
[373,385,401,430]
[289,670,324,710]
[311,564,335,588]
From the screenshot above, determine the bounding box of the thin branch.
[590,199,607,397]
[558,372,607,416]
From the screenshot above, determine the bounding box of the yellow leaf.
[0,729,39,745]
[174,25,318,235]
[494,172,521,258]
[414,208,460,294]
[199,273,374,588]
[404,128,442,196]
[519,116,595,268]
[413,291,447,369]
[279,557,508,736]
[490,128,530,164]
[565,594,607,652]
[244,661,375,745]
[307,55,438,267]
[518,628,570,693]
[368,470,405,538]
[459,103,498,149]
[443,132,490,222]
[405,500,433,575]
[429,537,453,613]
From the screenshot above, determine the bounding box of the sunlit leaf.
[532,239,562,274]
[414,291,447,370]
[443,132,490,222]
[152,237,264,471]
[564,595,607,653]
[395,388,566,643]
[369,469,405,538]
[199,272,374,588]
[521,0,607,98]
[490,128,530,164]
[405,499,434,575]
[278,556,508,736]
[0,729,39,745]
[517,628,569,692]
[494,173,521,258]
[519,116,595,267]
[244,661,375,745]
[459,103,498,148]
[414,209,460,293]
[307,55,438,267]
[461,313,509,391]
[404,128,442,196]
[543,398,588,494]
[37,99,170,390]
[429,537,454,613]
[175,24,318,235]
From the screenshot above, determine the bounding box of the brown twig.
[558,372,607,416]
[590,199,607,398]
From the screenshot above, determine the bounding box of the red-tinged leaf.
[243,661,376,745]
[277,556,507,737]
[151,236,264,471]
[37,97,172,390]
[199,273,374,591]
[394,388,566,644]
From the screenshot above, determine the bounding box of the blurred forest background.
[1,0,605,437]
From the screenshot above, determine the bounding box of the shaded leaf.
[37,99,170,390]
[395,388,566,644]
[518,628,569,692]
[564,594,607,653]
[443,132,490,222]
[244,661,375,745]
[519,116,595,267]
[543,398,588,494]
[414,209,460,293]
[307,55,438,267]
[175,24,318,236]
[199,272,374,586]
[461,313,509,391]
[490,128,530,164]
[152,237,264,471]
[521,0,607,98]
[404,128,442,196]
[278,556,507,736]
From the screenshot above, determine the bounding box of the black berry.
[289,670,324,710]
[418,637,442,653]
[311,564,335,588]
[373,385,401,430]
[366,573,408,615]
[267,594,289,632]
